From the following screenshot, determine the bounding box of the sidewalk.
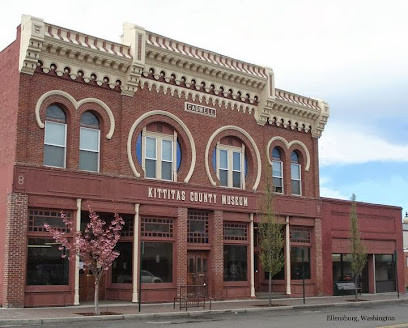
[0,293,406,326]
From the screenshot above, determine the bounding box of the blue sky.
[1,0,407,218]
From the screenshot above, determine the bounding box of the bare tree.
[349,194,367,301]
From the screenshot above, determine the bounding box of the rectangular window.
[219,149,228,187]
[188,210,209,243]
[27,238,69,285]
[224,223,248,241]
[291,163,301,195]
[290,227,311,243]
[272,161,283,193]
[291,247,310,280]
[44,121,66,168]
[141,218,173,238]
[141,242,173,283]
[161,139,173,181]
[375,254,395,293]
[144,133,175,181]
[224,245,247,281]
[28,209,71,233]
[232,152,241,188]
[145,136,157,178]
[217,145,244,189]
[79,127,100,172]
[112,242,133,284]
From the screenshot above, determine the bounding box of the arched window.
[79,111,100,172]
[272,148,283,193]
[291,151,301,196]
[44,105,67,168]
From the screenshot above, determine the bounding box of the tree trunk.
[94,278,100,315]
[268,272,272,307]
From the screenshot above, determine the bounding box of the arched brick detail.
[205,126,261,191]
[127,110,196,182]
[35,90,115,139]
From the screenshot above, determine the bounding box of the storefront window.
[375,254,395,293]
[291,247,310,280]
[112,242,132,284]
[27,238,69,285]
[141,242,173,283]
[224,245,247,281]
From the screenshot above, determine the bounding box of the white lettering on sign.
[185,102,216,118]
[147,187,248,207]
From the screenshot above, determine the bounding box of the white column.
[74,198,82,305]
[373,254,376,294]
[285,216,291,295]
[132,204,140,302]
[250,213,255,297]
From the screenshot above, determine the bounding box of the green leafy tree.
[350,194,367,301]
[259,170,284,306]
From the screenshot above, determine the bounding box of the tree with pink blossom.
[44,205,124,315]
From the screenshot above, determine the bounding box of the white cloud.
[320,186,348,200]
[319,123,408,166]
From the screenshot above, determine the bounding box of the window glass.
[291,247,310,280]
[80,128,99,151]
[176,140,182,171]
[272,161,282,177]
[79,151,98,172]
[161,162,172,180]
[375,254,395,293]
[136,133,142,164]
[44,145,65,167]
[233,152,241,171]
[233,171,241,188]
[145,137,156,159]
[44,121,66,146]
[291,151,299,163]
[112,242,132,284]
[161,140,173,161]
[272,148,281,160]
[80,112,99,127]
[223,245,247,281]
[141,242,173,283]
[291,164,300,180]
[219,170,228,187]
[145,159,156,178]
[27,238,69,285]
[292,179,301,195]
[46,105,66,121]
[219,149,228,169]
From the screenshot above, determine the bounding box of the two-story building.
[0,15,404,307]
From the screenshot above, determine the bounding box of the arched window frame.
[271,147,283,194]
[215,141,245,189]
[44,105,67,168]
[79,111,100,172]
[290,151,302,196]
[142,126,178,181]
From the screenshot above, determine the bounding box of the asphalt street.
[6,302,408,328]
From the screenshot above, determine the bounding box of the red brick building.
[0,15,404,307]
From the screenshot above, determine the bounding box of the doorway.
[187,251,209,291]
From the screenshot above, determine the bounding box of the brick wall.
[211,210,224,299]
[15,71,319,198]
[314,217,323,295]
[2,193,28,307]
[176,207,187,290]
[0,27,20,306]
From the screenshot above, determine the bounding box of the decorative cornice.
[18,16,330,138]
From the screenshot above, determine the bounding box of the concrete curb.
[0,298,406,327]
